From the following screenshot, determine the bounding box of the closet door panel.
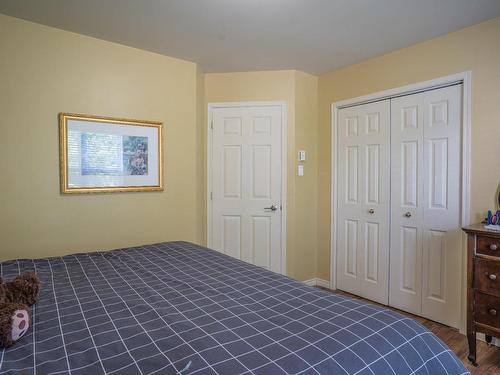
[421,85,462,328]
[337,101,390,304]
[337,108,362,297]
[389,92,425,315]
[389,85,462,328]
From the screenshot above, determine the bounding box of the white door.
[390,85,462,328]
[336,100,390,304]
[210,104,284,273]
[389,92,425,314]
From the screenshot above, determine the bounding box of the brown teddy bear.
[0,272,41,347]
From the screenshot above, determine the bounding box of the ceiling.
[1,0,500,75]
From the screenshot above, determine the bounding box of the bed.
[0,241,469,374]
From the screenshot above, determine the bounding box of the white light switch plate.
[298,165,304,176]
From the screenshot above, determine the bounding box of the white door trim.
[330,72,471,329]
[207,101,287,275]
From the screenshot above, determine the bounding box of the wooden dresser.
[462,224,500,365]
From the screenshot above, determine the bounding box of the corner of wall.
[196,64,206,245]
[293,70,320,281]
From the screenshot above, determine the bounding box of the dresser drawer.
[474,258,500,295]
[477,235,500,257]
[475,292,500,329]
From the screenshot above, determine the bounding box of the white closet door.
[390,85,462,328]
[337,100,390,304]
[389,92,425,315]
[421,85,461,328]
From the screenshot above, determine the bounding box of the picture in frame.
[59,113,163,193]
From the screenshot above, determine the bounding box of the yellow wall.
[293,71,319,281]
[0,14,204,260]
[204,70,318,281]
[2,12,498,289]
[0,16,320,281]
[196,64,206,245]
[317,17,500,281]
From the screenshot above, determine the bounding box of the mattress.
[0,241,469,374]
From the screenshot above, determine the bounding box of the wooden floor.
[319,288,500,374]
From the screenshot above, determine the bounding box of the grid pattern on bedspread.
[0,242,468,375]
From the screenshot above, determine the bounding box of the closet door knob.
[368,208,375,214]
[489,308,497,316]
[404,212,412,218]
[489,274,497,281]
[490,244,498,251]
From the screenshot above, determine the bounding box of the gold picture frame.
[59,113,163,194]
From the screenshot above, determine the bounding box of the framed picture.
[59,113,163,193]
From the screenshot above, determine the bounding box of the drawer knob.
[489,274,497,281]
[489,308,497,316]
[490,244,498,251]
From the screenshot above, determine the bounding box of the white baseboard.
[478,333,500,347]
[302,278,317,287]
[303,278,331,289]
[316,278,331,288]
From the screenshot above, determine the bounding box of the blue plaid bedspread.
[0,241,469,374]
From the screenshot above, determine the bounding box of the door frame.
[207,101,288,275]
[330,72,472,329]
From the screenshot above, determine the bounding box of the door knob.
[489,274,497,281]
[264,205,278,211]
[490,243,498,251]
[489,308,497,316]
[368,208,375,214]
[404,212,412,218]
